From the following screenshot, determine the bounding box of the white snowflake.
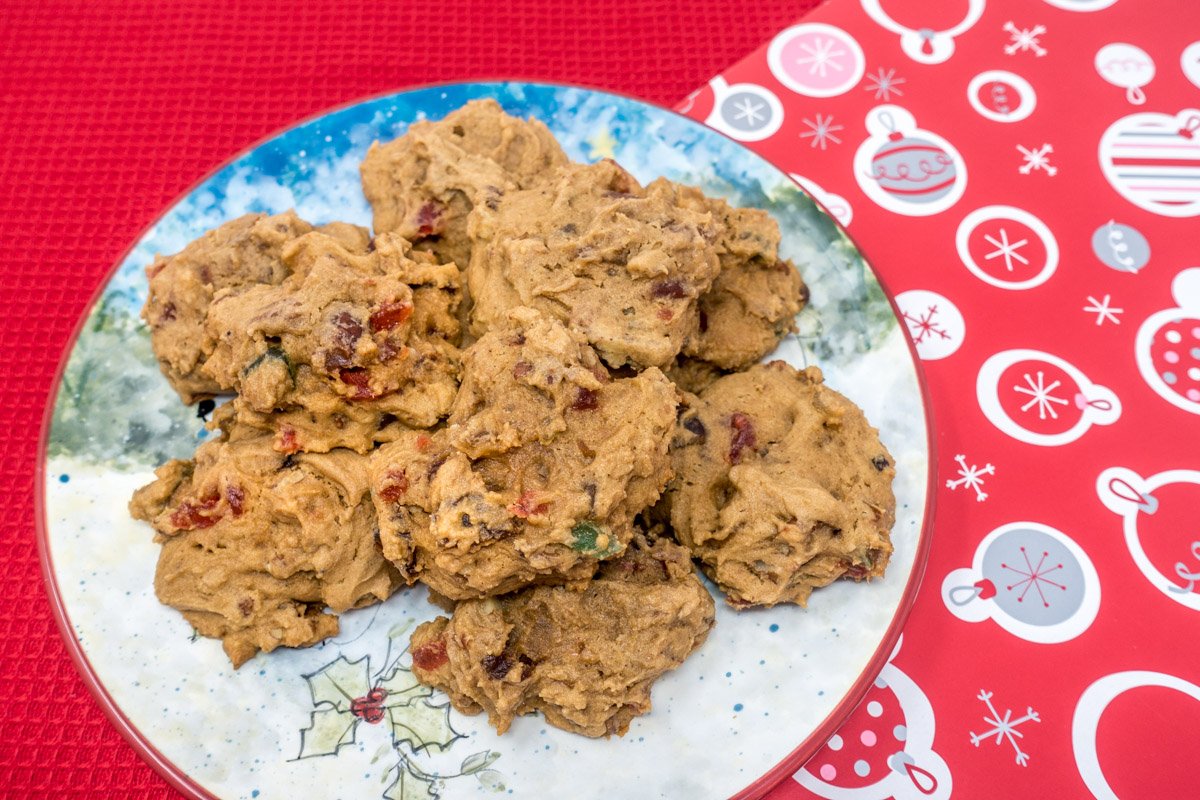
[1017,143,1057,176]
[1002,545,1068,607]
[1013,370,1069,420]
[799,114,843,151]
[1003,21,1047,57]
[730,97,766,126]
[901,304,951,345]
[946,454,994,502]
[970,690,1041,767]
[794,36,848,78]
[983,227,1030,272]
[864,67,905,101]
[1083,294,1123,326]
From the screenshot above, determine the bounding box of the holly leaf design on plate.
[388,697,463,754]
[298,707,358,759]
[378,663,434,709]
[305,654,371,712]
[383,764,439,800]
[459,750,501,774]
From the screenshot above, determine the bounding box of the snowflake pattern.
[1002,545,1068,608]
[864,67,905,100]
[983,227,1030,272]
[970,690,1041,767]
[799,113,844,150]
[902,304,951,345]
[729,96,766,126]
[946,454,994,502]
[1003,21,1047,57]
[1013,370,1069,420]
[1016,143,1057,176]
[1083,294,1123,326]
[794,36,848,78]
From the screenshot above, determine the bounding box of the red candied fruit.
[369,301,413,332]
[728,412,757,465]
[412,638,449,671]
[379,470,409,503]
[170,492,222,530]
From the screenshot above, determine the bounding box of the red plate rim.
[34,78,939,800]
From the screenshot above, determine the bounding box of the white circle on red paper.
[895,289,965,361]
[956,205,1058,290]
[1043,0,1118,10]
[1182,42,1200,90]
[767,23,866,98]
[966,71,1037,123]
[703,77,784,143]
[1073,671,1200,800]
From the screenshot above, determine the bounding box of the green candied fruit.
[569,520,620,557]
[242,345,294,378]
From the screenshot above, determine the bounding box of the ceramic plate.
[39,81,932,800]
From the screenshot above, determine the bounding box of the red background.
[0,2,820,795]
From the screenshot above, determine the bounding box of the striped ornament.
[1102,111,1200,216]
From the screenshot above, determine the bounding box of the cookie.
[408,530,715,737]
[664,361,895,608]
[368,307,677,598]
[129,430,403,667]
[466,160,723,369]
[361,98,568,269]
[201,230,462,452]
[142,211,369,403]
[678,189,807,370]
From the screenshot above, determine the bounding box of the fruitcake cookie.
[368,307,677,598]
[202,230,462,452]
[408,530,715,737]
[142,211,369,403]
[664,361,895,608]
[361,99,568,269]
[128,430,403,668]
[466,160,723,369]
[678,189,807,370]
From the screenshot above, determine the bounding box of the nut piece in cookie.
[408,531,715,737]
[142,211,369,403]
[128,432,403,668]
[201,231,462,453]
[369,307,677,599]
[678,189,807,370]
[664,361,895,608]
[361,98,568,269]
[467,160,723,369]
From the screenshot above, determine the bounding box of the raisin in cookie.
[369,307,676,598]
[664,361,895,608]
[201,230,462,452]
[129,431,402,668]
[142,211,369,403]
[408,530,714,737]
[361,98,568,269]
[466,160,722,369]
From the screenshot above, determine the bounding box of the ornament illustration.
[701,77,785,143]
[956,206,1058,290]
[1090,220,1150,273]
[791,174,854,227]
[970,690,1040,767]
[1182,41,1200,90]
[976,349,1120,446]
[1095,43,1154,105]
[1099,108,1200,217]
[767,23,866,98]
[1097,466,1200,611]
[796,637,952,800]
[1135,267,1200,414]
[943,522,1101,644]
[860,0,985,65]
[946,453,993,502]
[1004,22,1048,57]
[967,70,1037,123]
[854,105,967,216]
[1073,671,1200,800]
[896,289,964,360]
[1042,0,1117,10]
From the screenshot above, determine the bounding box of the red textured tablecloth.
[0,3,818,796]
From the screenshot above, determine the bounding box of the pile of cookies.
[129,100,895,738]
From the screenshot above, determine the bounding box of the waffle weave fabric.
[0,1,819,796]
